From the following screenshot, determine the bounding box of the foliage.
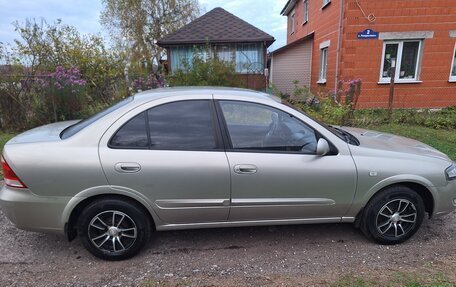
[0,19,126,130]
[131,73,165,92]
[277,80,358,126]
[100,0,200,70]
[352,106,456,130]
[0,133,16,178]
[168,52,244,88]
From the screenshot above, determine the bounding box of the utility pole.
[388,58,396,121]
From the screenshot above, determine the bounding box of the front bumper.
[0,183,70,234]
[433,179,456,217]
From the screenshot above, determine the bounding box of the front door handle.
[114,162,141,173]
[234,164,257,174]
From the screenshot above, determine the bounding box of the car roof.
[132,86,281,104]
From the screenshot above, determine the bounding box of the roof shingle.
[157,7,275,47]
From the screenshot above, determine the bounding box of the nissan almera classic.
[1,87,455,260]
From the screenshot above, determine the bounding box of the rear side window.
[109,112,148,148]
[148,101,216,150]
[109,100,217,150]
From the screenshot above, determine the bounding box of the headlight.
[446,163,456,180]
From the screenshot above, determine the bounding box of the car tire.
[361,186,425,245]
[77,198,152,260]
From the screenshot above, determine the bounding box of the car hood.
[340,126,451,161]
[7,120,79,144]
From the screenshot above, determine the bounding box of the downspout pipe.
[334,0,344,101]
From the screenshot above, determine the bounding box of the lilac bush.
[131,73,165,92]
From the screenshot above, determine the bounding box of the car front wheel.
[77,198,151,260]
[361,186,425,245]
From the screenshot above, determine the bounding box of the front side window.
[219,101,317,153]
[303,0,309,23]
[319,47,328,82]
[148,101,217,150]
[380,40,422,82]
[450,44,456,81]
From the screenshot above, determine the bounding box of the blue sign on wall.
[357,29,379,40]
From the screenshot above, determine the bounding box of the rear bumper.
[0,183,69,234]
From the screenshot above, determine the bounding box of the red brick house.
[158,7,275,90]
[271,0,456,108]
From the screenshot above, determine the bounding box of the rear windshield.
[60,96,133,139]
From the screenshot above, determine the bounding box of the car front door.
[99,99,231,224]
[217,100,357,222]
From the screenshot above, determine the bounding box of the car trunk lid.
[6,120,79,145]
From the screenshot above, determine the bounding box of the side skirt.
[156,217,356,231]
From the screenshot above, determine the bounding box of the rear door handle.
[234,164,257,174]
[114,163,141,173]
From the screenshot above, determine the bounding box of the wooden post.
[388,59,396,121]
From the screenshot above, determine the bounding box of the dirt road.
[1,204,456,286]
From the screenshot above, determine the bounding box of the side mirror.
[316,138,330,156]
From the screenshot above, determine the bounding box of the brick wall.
[284,0,456,108]
[341,0,456,108]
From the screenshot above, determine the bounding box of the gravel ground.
[1,192,456,286]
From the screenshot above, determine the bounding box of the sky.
[0,0,288,52]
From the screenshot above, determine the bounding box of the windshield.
[281,100,360,145]
[60,96,133,139]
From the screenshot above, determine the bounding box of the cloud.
[0,0,103,44]
[0,0,289,51]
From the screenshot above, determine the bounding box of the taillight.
[1,155,27,188]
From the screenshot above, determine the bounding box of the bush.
[168,51,244,88]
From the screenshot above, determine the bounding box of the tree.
[0,19,126,130]
[100,0,200,71]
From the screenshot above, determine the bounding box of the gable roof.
[280,0,297,16]
[157,7,275,47]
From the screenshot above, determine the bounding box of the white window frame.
[318,47,328,83]
[290,9,296,34]
[303,0,309,23]
[379,40,423,84]
[450,43,456,82]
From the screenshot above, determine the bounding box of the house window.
[322,0,330,7]
[236,43,264,74]
[303,0,309,23]
[319,47,328,83]
[170,43,264,74]
[380,40,422,83]
[450,44,456,82]
[215,45,234,62]
[290,10,295,34]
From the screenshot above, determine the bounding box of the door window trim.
[215,100,338,155]
[108,100,225,151]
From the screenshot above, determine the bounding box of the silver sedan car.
[1,87,456,260]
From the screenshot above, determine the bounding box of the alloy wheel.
[88,210,137,253]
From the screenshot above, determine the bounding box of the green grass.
[331,272,455,287]
[365,124,456,161]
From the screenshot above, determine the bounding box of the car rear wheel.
[77,198,151,260]
[361,186,425,245]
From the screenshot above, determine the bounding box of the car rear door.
[216,100,357,222]
[99,97,231,225]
